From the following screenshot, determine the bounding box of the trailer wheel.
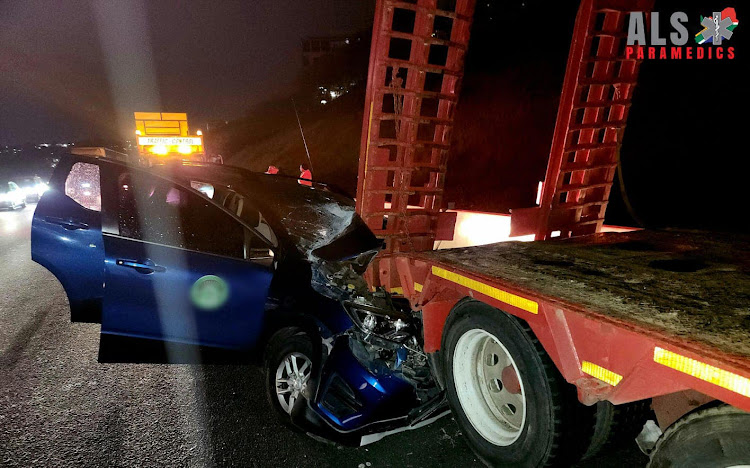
[583,399,654,459]
[443,301,596,467]
[648,404,750,468]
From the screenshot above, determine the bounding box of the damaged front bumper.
[290,334,449,446]
[293,256,447,446]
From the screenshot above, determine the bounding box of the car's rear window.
[65,162,101,211]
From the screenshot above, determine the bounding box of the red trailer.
[356,0,749,466]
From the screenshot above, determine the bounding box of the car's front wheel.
[264,329,315,424]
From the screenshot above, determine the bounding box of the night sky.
[0,0,374,144]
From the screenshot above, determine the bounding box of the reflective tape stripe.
[581,361,623,386]
[431,266,538,314]
[654,347,750,398]
[414,282,423,292]
[390,287,403,295]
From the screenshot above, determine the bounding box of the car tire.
[648,404,750,468]
[264,328,315,426]
[443,300,596,468]
[583,399,654,459]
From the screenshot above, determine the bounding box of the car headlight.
[344,300,415,344]
[36,183,48,194]
[0,193,10,202]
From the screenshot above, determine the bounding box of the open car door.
[98,165,275,362]
[31,156,105,323]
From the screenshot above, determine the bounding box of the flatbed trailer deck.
[391,229,750,412]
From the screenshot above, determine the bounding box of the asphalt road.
[0,206,648,467]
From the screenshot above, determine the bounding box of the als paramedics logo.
[626,7,738,60]
[695,8,739,45]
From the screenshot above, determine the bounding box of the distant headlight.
[36,183,49,195]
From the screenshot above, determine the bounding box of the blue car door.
[99,167,274,353]
[31,157,105,322]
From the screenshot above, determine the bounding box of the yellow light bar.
[581,361,623,386]
[431,266,538,314]
[654,347,750,398]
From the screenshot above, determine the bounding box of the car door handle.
[45,216,89,230]
[116,259,167,274]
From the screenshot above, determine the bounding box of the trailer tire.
[648,404,750,468]
[442,300,596,467]
[583,399,654,459]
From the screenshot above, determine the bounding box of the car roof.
[63,153,379,262]
[65,153,335,193]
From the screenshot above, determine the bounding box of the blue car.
[31,153,445,445]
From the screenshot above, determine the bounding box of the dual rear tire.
[648,404,750,468]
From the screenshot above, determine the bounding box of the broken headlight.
[344,295,415,344]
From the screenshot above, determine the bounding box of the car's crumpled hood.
[250,181,381,267]
[274,194,378,264]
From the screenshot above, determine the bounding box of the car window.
[117,171,245,259]
[9,182,19,191]
[64,162,101,211]
[216,190,278,247]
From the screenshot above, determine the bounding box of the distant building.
[302,34,363,67]
[302,32,370,106]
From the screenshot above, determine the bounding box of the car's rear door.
[99,166,274,355]
[31,156,105,322]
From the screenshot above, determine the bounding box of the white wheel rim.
[275,352,312,414]
[453,328,527,446]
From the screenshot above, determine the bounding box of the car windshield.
[155,164,381,262]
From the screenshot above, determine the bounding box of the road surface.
[0,205,648,467]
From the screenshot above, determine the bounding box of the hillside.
[209,93,363,197]
[211,67,562,212]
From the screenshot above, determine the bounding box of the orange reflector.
[431,266,538,314]
[654,347,750,398]
[581,361,623,386]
